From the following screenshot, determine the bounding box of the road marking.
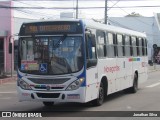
[146,82,160,88]
[127,106,132,109]
[0,91,17,94]
[0,97,11,100]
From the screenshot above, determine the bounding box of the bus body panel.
[17,86,86,103]
[17,19,148,104]
[116,58,126,91]
[85,71,99,102]
[97,58,117,95]
[125,57,133,88]
[17,65,87,103]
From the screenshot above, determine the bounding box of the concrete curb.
[148,65,160,73]
[0,76,17,85]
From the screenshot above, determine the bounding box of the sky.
[3,0,160,20]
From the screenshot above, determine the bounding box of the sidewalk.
[0,75,17,85]
[148,64,160,72]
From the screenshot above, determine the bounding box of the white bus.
[17,19,148,106]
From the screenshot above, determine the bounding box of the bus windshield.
[19,36,83,75]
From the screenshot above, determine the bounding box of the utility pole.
[76,0,78,19]
[104,0,108,24]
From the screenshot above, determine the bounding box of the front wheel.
[92,82,105,106]
[43,102,54,107]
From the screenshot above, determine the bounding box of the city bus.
[17,19,148,106]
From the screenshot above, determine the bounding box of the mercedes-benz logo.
[46,85,51,91]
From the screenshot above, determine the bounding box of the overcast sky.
[10,0,160,20]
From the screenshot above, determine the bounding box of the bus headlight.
[66,78,85,91]
[19,79,32,90]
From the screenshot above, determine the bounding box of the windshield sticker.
[62,47,69,52]
[28,63,39,70]
[21,64,27,70]
[21,61,38,70]
[27,55,34,61]
[21,60,37,64]
[39,63,47,73]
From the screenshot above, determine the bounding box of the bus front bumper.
[17,86,86,103]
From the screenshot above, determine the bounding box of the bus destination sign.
[25,25,72,33]
[20,22,82,35]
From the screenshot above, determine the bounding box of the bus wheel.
[130,73,138,93]
[43,102,54,107]
[92,82,104,106]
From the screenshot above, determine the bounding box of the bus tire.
[43,102,54,107]
[129,73,138,93]
[92,82,104,106]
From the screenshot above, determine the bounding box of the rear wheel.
[43,102,54,107]
[92,82,105,106]
[127,73,138,93]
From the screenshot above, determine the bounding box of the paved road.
[0,71,160,119]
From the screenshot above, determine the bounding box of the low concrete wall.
[0,76,17,85]
[148,64,160,72]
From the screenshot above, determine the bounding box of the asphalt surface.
[0,71,160,119]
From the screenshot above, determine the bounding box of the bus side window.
[139,38,143,56]
[145,39,148,55]
[85,33,97,68]
[117,34,123,57]
[124,35,131,56]
[132,36,137,56]
[107,33,115,58]
[136,38,139,56]
[129,36,133,56]
[142,38,145,56]
[96,30,106,58]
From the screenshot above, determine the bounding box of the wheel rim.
[98,84,104,104]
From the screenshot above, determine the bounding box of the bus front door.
[85,33,98,102]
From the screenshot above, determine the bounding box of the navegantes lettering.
[104,66,120,73]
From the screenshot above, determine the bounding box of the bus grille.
[34,86,64,90]
[28,78,69,84]
[36,93,60,98]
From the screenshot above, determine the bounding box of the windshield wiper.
[53,35,67,50]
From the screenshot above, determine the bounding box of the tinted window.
[107,33,115,57]
[117,34,124,57]
[145,39,148,55]
[132,37,137,56]
[142,38,145,56]
[124,35,131,56]
[96,30,106,58]
[136,38,139,56]
[138,38,143,56]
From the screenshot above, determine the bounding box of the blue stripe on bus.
[17,72,22,79]
[79,20,86,87]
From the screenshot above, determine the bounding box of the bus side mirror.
[91,34,96,47]
[9,43,12,54]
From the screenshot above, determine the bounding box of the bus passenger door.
[85,31,98,102]
[116,34,126,91]
[124,36,133,88]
